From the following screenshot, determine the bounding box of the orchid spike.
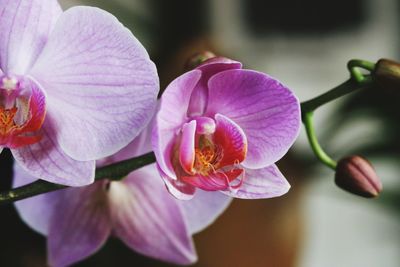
[14,124,232,266]
[153,57,301,200]
[0,0,158,186]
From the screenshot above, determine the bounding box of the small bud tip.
[185,51,216,70]
[335,155,382,198]
[373,58,400,93]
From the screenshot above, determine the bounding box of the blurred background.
[1,0,399,266]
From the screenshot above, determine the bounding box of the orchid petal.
[196,57,242,70]
[153,70,201,179]
[207,69,300,169]
[13,163,60,235]
[157,163,196,200]
[48,182,111,267]
[188,57,242,115]
[181,169,243,191]
[29,6,159,161]
[97,115,155,167]
[222,164,290,199]
[179,120,196,174]
[0,0,62,74]
[109,164,197,265]
[12,112,95,186]
[179,190,232,234]
[213,113,247,168]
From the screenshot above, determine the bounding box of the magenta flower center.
[0,75,46,148]
[174,115,248,191]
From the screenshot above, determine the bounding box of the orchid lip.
[0,75,46,149]
[175,114,248,191]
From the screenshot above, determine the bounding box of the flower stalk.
[301,59,375,170]
[0,152,156,205]
[302,111,337,170]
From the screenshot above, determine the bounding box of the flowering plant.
[0,0,389,266]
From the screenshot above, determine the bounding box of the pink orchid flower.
[14,125,231,267]
[153,57,300,200]
[0,0,158,186]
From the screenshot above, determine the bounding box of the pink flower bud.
[184,51,216,70]
[373,58,400,93]
[335,155,382,198]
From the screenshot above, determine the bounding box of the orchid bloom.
[153,57,300,200]
[14,124,231,267]
[0,0,158,185]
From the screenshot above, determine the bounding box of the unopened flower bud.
[335,155,382,198]
[185,51,216,70]
[373,59,400,92]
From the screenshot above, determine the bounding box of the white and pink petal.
[47,182,111,267]
[109,164,197,265]
[13,162,60,235]
[29,6,159,161]
[179,190,232,234]
[0,0,62,74]
[12,112,95,186]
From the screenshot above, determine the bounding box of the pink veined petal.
[13,162,60,235]
[97,113,155,167]
[29,6,159,161]
[48,182,111,267]
[181,169,243,191]
[179,190,232,234]
[187,57,242,116]
[213,113,247,168]
[109,164,197,265]
[0,0,62,74]
[206,69,301,169]
[179,120,196,174]
[11,112,95,186]
[157,163,196,200]
[153,70,201,179]
[222,164,290,199]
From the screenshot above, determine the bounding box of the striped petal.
[0,0,62,74]
[206,69,300,169]
[109,164,197,265]
[29,6,159,161]
[222,164,290,199]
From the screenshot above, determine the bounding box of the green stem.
[301,60,375,170]
[301,79,357,112]
[0,152,155,205]
[302,111,337,170]
[347,59,375,83]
